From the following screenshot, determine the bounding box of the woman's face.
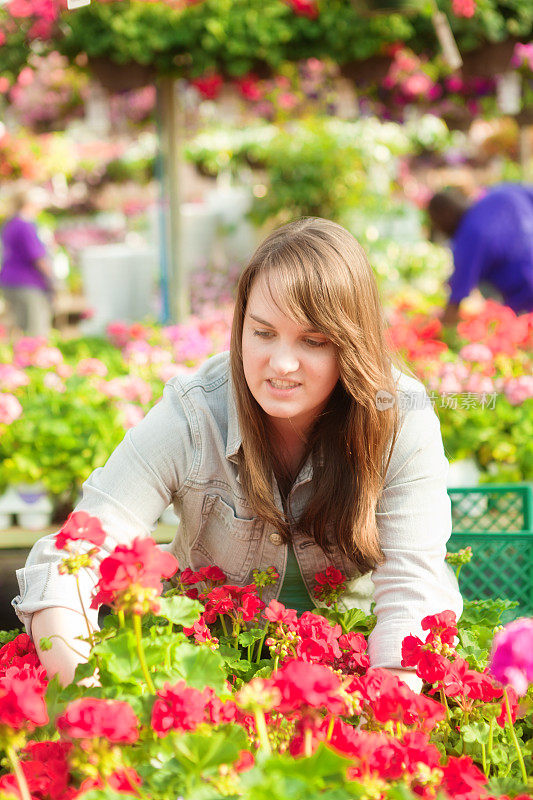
[242,272,340,437]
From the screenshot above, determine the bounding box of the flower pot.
[14,484,53,530]
[0,513,13,531]
[339,56,391,87]
[441,107,473,132]
[447,459,487,519]
[461,37,520,79]
[447,457,481,488]
[0,489,18,530]
[17,511,53,531]
[88,57,156,92]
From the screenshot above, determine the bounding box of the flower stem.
[47,634,88,659]
[326,715,335,742]
[6,745,31,800]
[255,626,269,663]
[304,726,313,758]
[219,614,228,638]
[133,614,155,694]
[254,709,271,754]
[503,687,527,785]
[481,740,487,777]
[76,574,94,647]
[118,609,125,629]
[488,716,494,761]
[439,687,451,723]
[233,622,241,649]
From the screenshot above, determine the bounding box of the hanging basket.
[461,37,520,79]
[88,56,157,92]
[441,106,473,132]
[339,55,391,87]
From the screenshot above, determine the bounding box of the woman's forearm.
[31,607,95,686]
[385,667,423,694]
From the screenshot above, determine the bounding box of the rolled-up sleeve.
[12,381,196,635]
[367,387,463,669]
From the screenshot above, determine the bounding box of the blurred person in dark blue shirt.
[428,184,533,326]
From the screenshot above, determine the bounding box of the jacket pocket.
[190,494,260,583]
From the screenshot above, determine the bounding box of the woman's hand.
[31,607,99,687]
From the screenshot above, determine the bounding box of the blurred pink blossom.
[459,343,493,363]
[503,376,533,406]
[77,358,108,378]
[0,393,23,425]
[489,617,533,695]
[438,375,463,394]
[157,363,196,383]
[123,341,172,367]
[117,402,145,430]
[56,363,74,379]
[33,346,63,369]
[100,375,152,405]
[13,336,48,367]
[463,374,494,394]
[0,364,30,390]
[43,372,66,393]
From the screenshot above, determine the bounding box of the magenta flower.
[489,618,533,695]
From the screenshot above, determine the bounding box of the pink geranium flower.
[489,617,533,695]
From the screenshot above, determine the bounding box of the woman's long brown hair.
[230,217,400,574]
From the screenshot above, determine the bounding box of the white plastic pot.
[0,512,13,530]
[17,511,53,531]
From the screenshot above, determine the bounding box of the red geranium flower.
[0,669,49,731]
[351,668,444,730]
[334,631,370,674]
[79,768,141,796]
[151,681,211,735]
[295,612,342,663]
[440,755,488,799]
[422,610,458,645]
[437,657,502,702]
[57,698,139,743]
[263,599,298,628]
[55,511,106,550]
[285,0,319,18]
[271,660,348,716]
[91,537,179,615]
[0,633,44,680]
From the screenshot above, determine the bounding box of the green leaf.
[238,628,265,647]
[172,726,249,776]
[461,721,490,744]
[94,629,226,692]
[158,595,203,628]
[0,629,21,645]
[172,641,227,692]
[73,792,139,800]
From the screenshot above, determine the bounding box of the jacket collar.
[226,370,242,463]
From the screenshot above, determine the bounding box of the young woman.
[13,217,462,690]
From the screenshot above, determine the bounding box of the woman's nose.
[269,344,299,375]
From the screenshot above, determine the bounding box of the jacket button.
[269,532,282,545]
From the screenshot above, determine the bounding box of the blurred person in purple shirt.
[0,188,54,337]
[428,184,533,326]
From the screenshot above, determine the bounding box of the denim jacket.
[13,351,462,669]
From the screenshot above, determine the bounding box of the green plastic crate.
[446,484,533,619]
